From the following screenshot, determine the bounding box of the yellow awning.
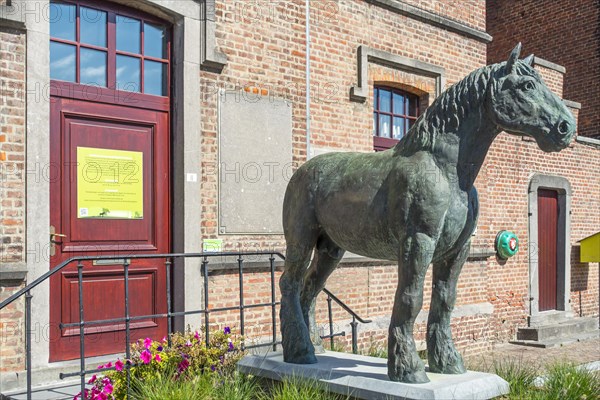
[579,232,600,263]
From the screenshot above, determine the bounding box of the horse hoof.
[429,359,466,375]
[283,352,318,364]
[388,368,430,384]
[428,353,466,374]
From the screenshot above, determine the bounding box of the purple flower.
[140,350,152,364]
[144,337,153,350]
[224,326,231,334]
[219,355,224,364]
[178,358,190,372]
[115,359,124,372]
[228,342,234,351]
[211,365,216,371]
[157,346,163,352]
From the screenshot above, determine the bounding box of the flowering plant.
[74,326,243,400]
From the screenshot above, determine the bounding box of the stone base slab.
[238,351,509,400]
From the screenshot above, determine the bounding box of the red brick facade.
[487,0,600,139]
[0,0,598,379]
[0,24,26,373]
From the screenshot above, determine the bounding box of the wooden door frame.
[24,0,206,369]
[528,174,573,325]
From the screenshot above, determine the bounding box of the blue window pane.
[116,55,141,92]
[373,88,378,109]
[408,97,418,116]
[378,89,391,112]
[379,114,391,138]
[373,113,377,135]
[49,2,76,41]
[393,92,405,115]
[80,7,107,47]
[144,23,167,59]
[393,117,405,139]
[144,60,167,96]
[50,42,76,82]
[80,48,106,87]
[116,15,141,54]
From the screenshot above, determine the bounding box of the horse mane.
[394,61,537,156]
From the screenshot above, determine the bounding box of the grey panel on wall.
[218,92,293,234]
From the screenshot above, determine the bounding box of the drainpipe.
[305,0,311,160]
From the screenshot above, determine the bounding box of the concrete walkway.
[465,337,600,372]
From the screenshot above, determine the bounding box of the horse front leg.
[388,233,435,384]
[427,240,469,374]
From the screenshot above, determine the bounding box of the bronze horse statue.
[279,44,575,383]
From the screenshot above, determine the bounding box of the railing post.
[165,257,172,347]
[77,261,86,398]
[269,255,277,351]
[202,257,210,346]
[351,317,358,354]
[25,290,32,400]
[327,294,334,351]
[238,255,245,350]
[123,260,131,397]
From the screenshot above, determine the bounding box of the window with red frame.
[373,86,419,151]
[49,0,170,96]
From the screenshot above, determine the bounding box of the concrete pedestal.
[238,351,509,400]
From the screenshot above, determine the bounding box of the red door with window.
[538,189,559,312]
[48,0,171,361]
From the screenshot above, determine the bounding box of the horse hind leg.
[300,234,345,348]
[427,241,469,374]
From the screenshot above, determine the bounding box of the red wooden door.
[538,189,559,312]
[48,0,171,361]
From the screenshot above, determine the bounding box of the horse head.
[487,43,576,152]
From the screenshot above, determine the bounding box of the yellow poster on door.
[77,147,144,219]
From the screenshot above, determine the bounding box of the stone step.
[516,317,598,341]
[510,329,600,349]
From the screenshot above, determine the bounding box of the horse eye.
[522,81,535,91]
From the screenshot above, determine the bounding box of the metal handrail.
[323,288,372,324]
[0,251,372,400]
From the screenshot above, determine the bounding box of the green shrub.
[542,363,600,400]
[492,358,540,399]
[76,326,244,400]
[265,377,349,400]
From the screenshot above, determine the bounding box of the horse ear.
[505,42,522,74]
[522,54,534,66]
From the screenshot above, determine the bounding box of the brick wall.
[487,0,600,138]
[196,0,599,357]
[0,25,26,373]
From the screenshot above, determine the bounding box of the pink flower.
[87,374,97,384]
[194,331,200,340]
[178,358,189,372]
[115,359,124,372]
[144,337,153,350]
[154,354,161,362]
[103,382,113,395]
[185,340,192,347]
[97,361,111,370]
[162,336,167,343]
[140,349,152,364]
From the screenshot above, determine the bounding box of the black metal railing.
[320,288,372,354]
[0,251,371,400]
